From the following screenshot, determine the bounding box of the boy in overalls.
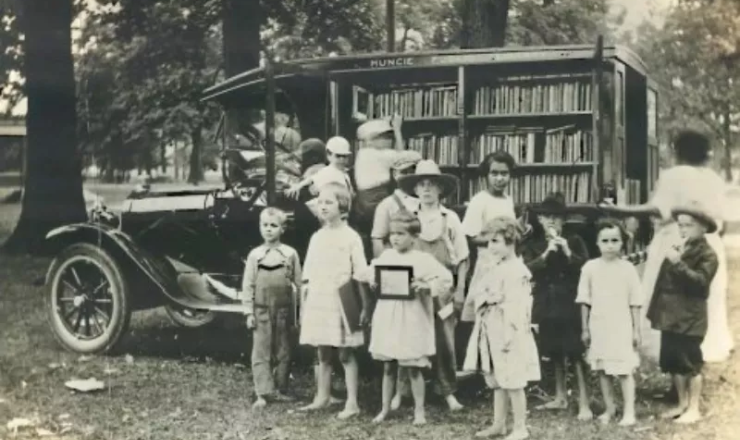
[243,207,303,408]
[397,160,470,411]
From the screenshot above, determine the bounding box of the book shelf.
[204,42,657,214]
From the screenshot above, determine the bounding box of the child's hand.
[411,279,429,293]
[665,246,682,263]
[633,329,642,348]
[581,329,591,347]
[246,314,256,330]
[360,308,370,327]
[285,184,301,200]
[544,239,559,255]
[555,237,572,257]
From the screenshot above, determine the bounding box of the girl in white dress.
[298,183,371,419]
[462,151,517,324]
[577,219,642,426]
[464,216,540,440]
[600,130,731,363]
[363,211,453,426]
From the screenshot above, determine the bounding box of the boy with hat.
[519,192,592,419]
[370,149,423,258]
[647,201,719,424]
[395,159,470,412]
[354,116,406,230]
[286,136,354,218]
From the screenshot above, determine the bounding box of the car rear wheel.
[164,305,217,328]
[46,243,131,354]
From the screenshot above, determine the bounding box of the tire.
[164,304,217,328]
[46,243,131,354]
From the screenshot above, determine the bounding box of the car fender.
[45,223,186,306]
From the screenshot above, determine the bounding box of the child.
[242,207,303,408]
[298,183,371,420]
[396,159,470,412]
[647,202,719,424]
[463,216,540,440]
[519,192,592,419]
[576,218,642,426]
[286,136,353,216]
[363,211,454,425]
[370,149,423,258]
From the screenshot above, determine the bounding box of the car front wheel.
[164,304,217,328]
[46,243,131,354]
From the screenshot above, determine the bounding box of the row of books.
[357,86,459,119]
[472,80,592,115]
[468,171,593,204]
[543,128,594,163]
[407,134,460,166]
[408,128,594,165]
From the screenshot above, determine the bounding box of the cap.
[356,119,394,141]
[326,136,352,156]
[391,150,423,171]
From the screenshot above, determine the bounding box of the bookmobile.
[203,37,660,254]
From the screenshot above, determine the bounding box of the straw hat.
[672,201,718,233]
[397,160,459,198]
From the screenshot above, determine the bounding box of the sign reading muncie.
[368,57,415,68]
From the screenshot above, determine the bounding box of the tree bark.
[722,99,733,182]
[222,0,262,142]
[460,0,510,49]
[188,126,204,184]
[3,0,86,254]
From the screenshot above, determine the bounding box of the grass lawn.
[1,192,740,440]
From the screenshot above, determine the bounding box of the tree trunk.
[460,0,510,49]
[160,142,167,173]
[222,0,262,143]
[188,127,204,185]
[3,0,86,254]
[722,100,733,182]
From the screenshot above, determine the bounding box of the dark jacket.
[647,236,718,337]
[520,232,589,323]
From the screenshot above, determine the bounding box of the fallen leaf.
[58,414,71,420]
[78,355,93,363]
[36,427,55,437]
[124,354,134,364]
[65,378,106,393]
[48,363,62,370]
[103,367,120,375]
[21,380,28,389]
[0,398,7,404]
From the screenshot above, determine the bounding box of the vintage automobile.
[43,123,320,354]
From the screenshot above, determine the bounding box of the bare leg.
[575,360,593,421]
[618,374,636,426]
[476,389,508,438]
[539,359,568,410]
[337,348,360,420]
[252,396,267,409]
[661,374,689,419]
[409,368,427,425]
[299,347,332,411]
[391,367,407,410]
[505,389,529,440]
[676,374,702,424]
[373,362,396,423]
[597,372,616,424]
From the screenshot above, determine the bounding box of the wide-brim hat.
[672,201,718,233]
[531,192,568,215]
[397,159,459,198]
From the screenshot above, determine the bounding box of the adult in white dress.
[601,130,732,363]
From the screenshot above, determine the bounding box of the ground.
[0,184,739,440]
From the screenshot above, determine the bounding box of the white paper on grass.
[65,378,106,392]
